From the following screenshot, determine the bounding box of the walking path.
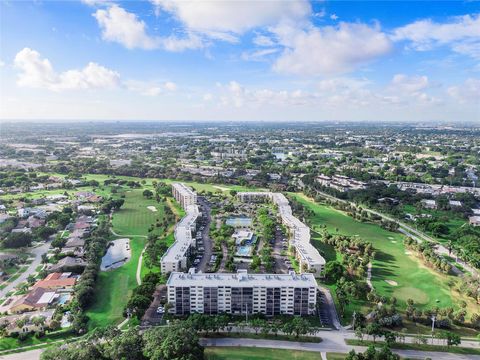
[200,337,480,360]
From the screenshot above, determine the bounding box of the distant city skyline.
[0,0,479,122]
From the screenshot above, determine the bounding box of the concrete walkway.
[200,337,480,360]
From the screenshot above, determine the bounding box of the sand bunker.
[391,240,397,243]
[405,251,412,255]
[213,186,230,191]
[385,280,398,286]
[147,206,157,212]
[388,237,394,240]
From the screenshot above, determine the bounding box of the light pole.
[352,311,357,332]
[431,315,436,344]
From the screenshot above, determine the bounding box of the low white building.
[421,199,437,209]
[167,269,317,316]
[469,216,480,227]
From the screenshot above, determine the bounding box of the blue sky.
[0,0,479,122]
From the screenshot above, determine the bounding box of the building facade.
[161,183,200,273]
[167,269,317,316]
[172,182,197,209]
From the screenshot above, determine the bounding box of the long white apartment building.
[172,182,197,209]
[167,269,317,316]
[161,184,200,273]
[237,192,325,277]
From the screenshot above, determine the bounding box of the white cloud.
[164,81,177,91]
[93,4,203,51]
[13,48,120,91]
[330,14,339,21]
[391,74,429,93]
[314,9,326,18]
[160,33,204,52]
[272,22,392,76]
[94,5,157,49]
[125,80,178,96]
[203,93,213,101]
[0,59,5,67]
[447,78,480,103]
[253,34,276,47]
[151,0,310,41]
[241,48,279,62]
[387,74,441,105]
[392,14,480,59]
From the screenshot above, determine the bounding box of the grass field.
[111,189,167,236]
[87,189,169,328]
[290,194,477,317]
[204,347,322,360]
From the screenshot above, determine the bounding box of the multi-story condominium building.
[167,269,317,316]
[237,192,325,277]
[172,182,197,209]
[161,184,200,273]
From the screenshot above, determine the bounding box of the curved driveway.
[0,241,50,299]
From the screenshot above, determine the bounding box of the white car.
[156,306,164,314]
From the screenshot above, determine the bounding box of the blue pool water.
[57,293,70,305]
[236,245,252,257]
[226,217,252,227]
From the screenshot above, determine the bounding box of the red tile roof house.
[33,273,77,291]
[9,288,56,313]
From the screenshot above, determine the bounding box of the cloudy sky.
[0,0,479,122]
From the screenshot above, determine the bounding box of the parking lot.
[142,285,167,326]
[272,226,289,274]
[193,197,213,272]
[317,289,332,327]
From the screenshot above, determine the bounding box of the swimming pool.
[236,245,252,257]
[226,217,252,227]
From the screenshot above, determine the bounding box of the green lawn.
[87,190,169,329]
[0,330,74,352]
[290,194,476,314]
[111,189,166,236]
[205,347,321,360]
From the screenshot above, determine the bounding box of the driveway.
[196,197,213,273]
[0,241,50,299]
[272,227,288,274]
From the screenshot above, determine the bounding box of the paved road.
[200,337,480,360]
[0,241,50,299]
[272,227,288,274]
[311,189,478,277]
[197,197,213,272]
[317,286,343,331]
[0,348,45,360]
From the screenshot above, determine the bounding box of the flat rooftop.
[167,270,317,288]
